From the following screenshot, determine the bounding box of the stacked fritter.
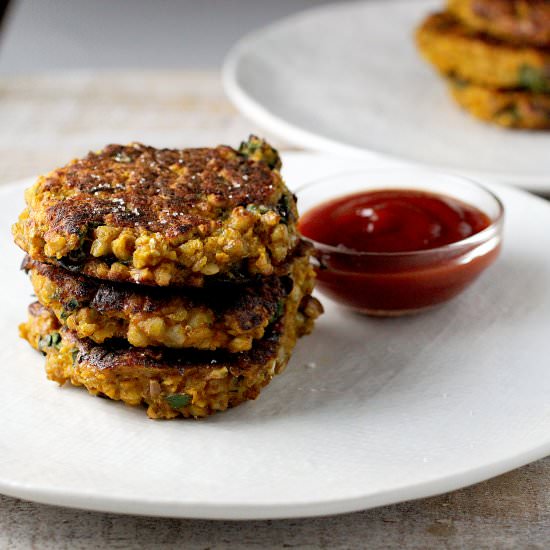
[13,137,323,419]
[416,0,550,129]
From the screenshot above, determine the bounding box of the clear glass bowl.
[296,170,504,316]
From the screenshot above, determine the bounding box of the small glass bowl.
[296,170,504,316]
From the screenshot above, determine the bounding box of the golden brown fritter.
[416,11,550,91]
[13,137,299,287]
[20,290,323,419]
[23,241,316,351]
[448,78,550,128]
[447,0,550,46]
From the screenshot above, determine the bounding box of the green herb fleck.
[450,76,469,89]
[37,335,50,354]
[38,332,62,352]
[76,221,100,246]
[71,349,80,365]
[165,393,192,409]
[495,103,520,124]
[518,65,549,93]
[230,374,245,391]
[246,204,270,215]
[66,298,79,311]
[270,299,285,323]
[239,136,281,170]
[277,194,294,225]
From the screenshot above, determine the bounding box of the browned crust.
[22,239,315,350]
[416,11,550,92]
[33,141,285,237]
[23,302,282,373]
[448,78,550,128]
[448,0,550,46]
[13,137,299,287]
[21,291,322,419]
[23,255,288,332]
[66,317,283,375]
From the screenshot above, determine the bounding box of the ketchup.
[299,190,491,254]
[299,189,500,315]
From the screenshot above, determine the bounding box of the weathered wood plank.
[1,458,548,549]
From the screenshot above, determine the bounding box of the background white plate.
[1,153,550,519]
[223,0,550,191]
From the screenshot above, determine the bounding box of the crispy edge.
[448,78,550,128]
[20,282,322,419]
[25,256,294,351]
[447,0,550,46]
[416,11,550,91]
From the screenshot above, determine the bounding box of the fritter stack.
[416,0,550,129]
[13,137,323,419]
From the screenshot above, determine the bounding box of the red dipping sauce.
[299,188,502,316]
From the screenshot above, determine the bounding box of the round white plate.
[223,0,550,191]
[1,153,550,519]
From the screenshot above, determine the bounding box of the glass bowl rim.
[294,169,505,258]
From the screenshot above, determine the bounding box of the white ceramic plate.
[223,0,550,191]
[1,153,550,520]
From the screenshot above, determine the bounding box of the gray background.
[0,0,338,73]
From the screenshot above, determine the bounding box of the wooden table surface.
[1,72,548,549]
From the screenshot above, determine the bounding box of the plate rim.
[0,437,549,519]
[222,0,550,191]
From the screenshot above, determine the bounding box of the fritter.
[20,292,323,419]
[23,241,316,352]
[13,137,299,287]
[447,0,550,46]
[448,78,550,128]
[416,11,550,92]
